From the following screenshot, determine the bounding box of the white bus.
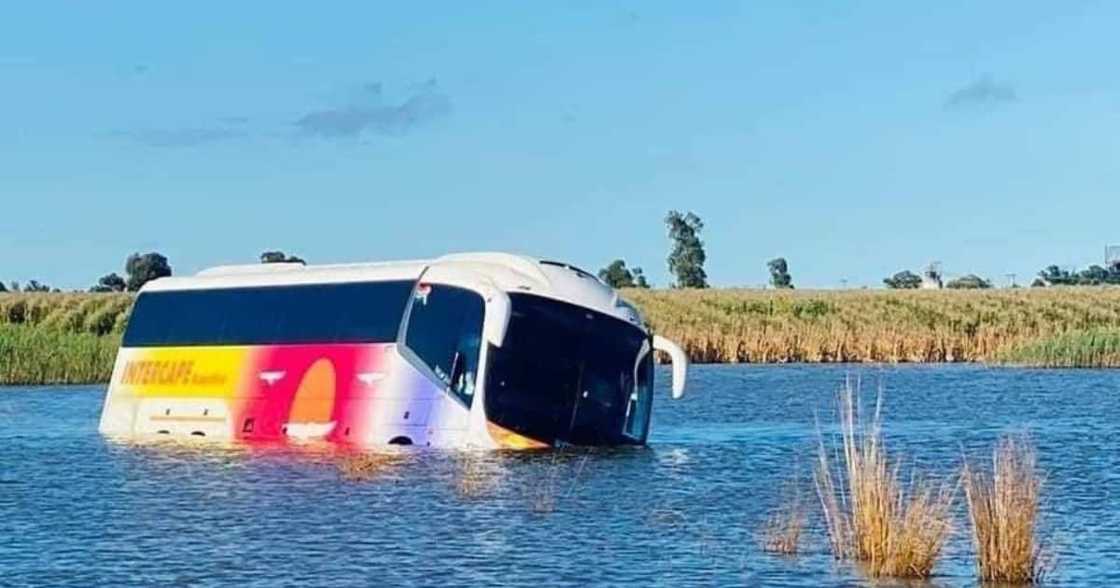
[99,252,688,449]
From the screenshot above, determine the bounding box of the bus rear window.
[122,281,414,347]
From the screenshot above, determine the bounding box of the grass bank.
[3,288,1120,385]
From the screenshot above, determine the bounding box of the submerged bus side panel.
[98,343,473,447]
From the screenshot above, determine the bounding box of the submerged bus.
[99,252,688,449]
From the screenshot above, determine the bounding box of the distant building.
[921,262,943,289]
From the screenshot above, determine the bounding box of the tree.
[91,273,127,293]
[946,274,992,289]
[23,280,51,292]
[884,270,922,289]
[1077,265,1110,285]
[126,252,172,292]
[260,251,285,263]
[768,257,793,289]
[597,260,650,289]
[1109,261,1120,284]
[8,281,19,292]
[260,250,306,264]
[598,259,636,288]
[633,267,650,289]
[0,281,6,293]
[665,210,708,288]
[1036,262,1120,286]
[1037,265,1073,286]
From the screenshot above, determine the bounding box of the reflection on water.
[1,365,1119,586]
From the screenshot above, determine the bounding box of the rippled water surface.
[2,365,1119,587]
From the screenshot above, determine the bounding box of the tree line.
[5,219,1117,293]
[2,250,304,294]
[1033,264,1120,287]
[598,209,1120,291]
[882,262,1120,289]
[881,268,994,290]
[597,210,796,290]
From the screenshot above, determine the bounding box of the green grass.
[0,293,129,385]
[997,328,1120,368]
[0,324,120,385]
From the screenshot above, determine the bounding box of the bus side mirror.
[484,291,511,348]
[653,335,688,399]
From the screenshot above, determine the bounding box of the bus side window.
[402,285,485,406]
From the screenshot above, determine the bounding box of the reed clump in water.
[761,475,806,555]
[814,381,955,578]
[963,436,1049,584]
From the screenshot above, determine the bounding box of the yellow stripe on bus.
[115,347,250,398]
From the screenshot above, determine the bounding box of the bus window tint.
[569,323,636,444]
[484,293,649,446]
[484,298,584,443]
[122,281,414,347]
[402,285,485,405]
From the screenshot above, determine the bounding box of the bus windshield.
[484,293,653,446]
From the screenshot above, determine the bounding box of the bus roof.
[140,252,646,329]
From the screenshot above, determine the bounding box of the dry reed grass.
[814,380,955,578]
[6,287,1120,384]
[0,292,132,334]
[963,436,1049,584]
[624,287,1120,364]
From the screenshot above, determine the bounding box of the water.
[2,365,1118,587]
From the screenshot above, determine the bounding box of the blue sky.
[2,1,1118,290]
